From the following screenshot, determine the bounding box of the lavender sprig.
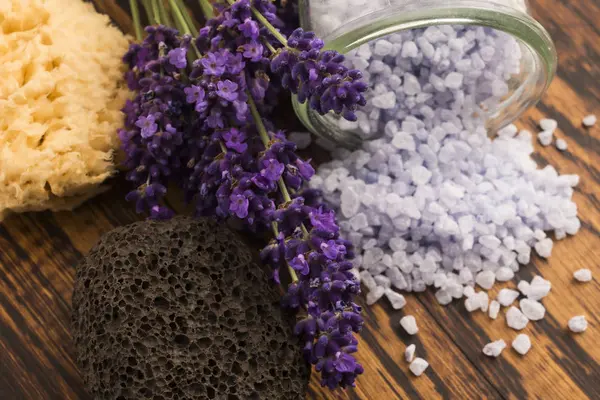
[120,0,366,389]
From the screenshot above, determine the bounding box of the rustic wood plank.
[1,0,599,399]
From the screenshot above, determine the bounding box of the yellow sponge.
[0,0,130,220]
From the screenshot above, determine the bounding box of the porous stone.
[72,217,309,400]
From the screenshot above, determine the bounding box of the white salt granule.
[497,288,520,307]
[573,269,592,282]
[400,315,419,335]
[476,270,496,290]
[537,131,553,146]
[555,139,568,151]
[488,300,500,320]
[517,281,530,296]
[463,285,476,298]
[534,238,553,258]
[527,276,551,301]
[506,306,529,330]
[519,298,546,321]
[465,291,488,312]
[539,118,558,132]
[495,267,515,282]
[385,288,407,309]
[405,344,416,363]
[568,316,588,333]
[582,114,597,127]
[512,334,531,355]
[483,339,506,357]
[366,286,385,305]
[409,358,429,376]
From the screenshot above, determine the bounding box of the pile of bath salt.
[310,25,581,308]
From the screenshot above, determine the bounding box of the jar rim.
[294,0,557,145]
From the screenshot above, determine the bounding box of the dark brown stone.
[72,217,309,400]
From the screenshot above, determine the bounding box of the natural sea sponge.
[0,0,130,220]
[72,217,310,400]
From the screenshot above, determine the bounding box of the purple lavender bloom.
[290,254,310,275]
[227,53,246,74]
[238,18,259,40]
[135,114,158,138]
[216,80,239,102]
[184,85,205,103]
[310,208,339,236]
[229,193,249,218]
[270,28,367,121]
[202,51,227,76]
[168,47,187,68]
[261,159,285,181]
[320,240,345,260]
[222,128,248,153]
[242,41,264,62]
[296,159,315,180]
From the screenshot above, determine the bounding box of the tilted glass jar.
[292,0,557,148]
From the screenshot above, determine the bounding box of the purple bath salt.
[310,25,579,313]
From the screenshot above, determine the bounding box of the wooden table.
[1,0,599,399]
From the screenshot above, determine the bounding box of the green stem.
[129,0,143,40]
[225,0,288,47]
[151,0,162,24]
[198,0,214,19]
[141,0,155,25]
[177,0,198,36]
[157,0,174,28]
[247,94,299,283]
[169,0,202,58]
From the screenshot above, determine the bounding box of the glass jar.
[292,0,557,148]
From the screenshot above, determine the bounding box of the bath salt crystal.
[312,24,580,312]
[488,300,500,319]
[409,358,429,376]
[582,114,597,127]
[573,269,592,282]
[519,298,546,321]
[537,131,553,146]
[497,124,518,138]
[465,291,488,312]
[385,288,407,309]
[374,39,393,56]
[555,139,568,151]
[539,118,558,132]
[476,270,496,290]
[287,132,312,149]
[506,306,529,330]
[568,316,588,333]
[463,285,476,298]
[517,281,530,296]
[527,276,551,301]
[534,238,553,258]
[400,315,419,335]
[444,72,464,89]
[366,286,385,305]
[495,267,514,282]
[483,339,506,357]
[405,344,416,363]
[372,92,397,109]
[359,270,377,290]
[512,334,531,355]
[435,289,453,305]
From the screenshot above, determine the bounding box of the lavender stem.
[129,0,143,41]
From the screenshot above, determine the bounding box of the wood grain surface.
[1,0,599,399]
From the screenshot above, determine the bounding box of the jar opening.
[295,0,556,148]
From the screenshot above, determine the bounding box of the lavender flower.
[119,0,366,390]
